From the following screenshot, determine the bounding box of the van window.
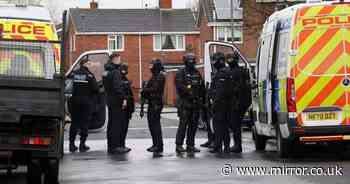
[276,32,290,78]
[71,53,109,82]
[258,35,272,81]
[295,27,346,76]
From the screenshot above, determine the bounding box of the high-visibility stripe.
[295,42,344,98]
[296,57,344,111]
[318,6,336,15]
[334,93,346,107]
[294,29,343,89]
[291,6,324,45]
[292,28,340,78]
[10,35,24,40]
[299,7,311,17]
[35,36,48,41]
[308,75,343,107]
[291,29,314,50]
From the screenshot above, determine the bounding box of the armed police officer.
[120,63,135,153]
[103,53,129,154]
[210,52,237,153]
[175,53,205,154]
[226,52,251,153]
[141,59,166,153]
[69,58,99,153]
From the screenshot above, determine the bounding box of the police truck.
[0,1,64,183]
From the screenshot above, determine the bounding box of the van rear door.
[292,4,350,126]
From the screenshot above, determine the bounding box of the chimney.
[159,0,172,9]
[90,0,98,9]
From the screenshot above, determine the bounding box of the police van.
[254,0,350,158]
[0,1,64,183]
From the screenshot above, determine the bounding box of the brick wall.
[198,11,213,61]
[242,0,275,61]
[65,30,200,105]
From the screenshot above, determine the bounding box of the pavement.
[1,111,350,184]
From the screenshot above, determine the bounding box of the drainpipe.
[138,33,142,89]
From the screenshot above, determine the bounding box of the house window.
[108,35,124,51]
[154,34,185,51]
[216,26,243,43]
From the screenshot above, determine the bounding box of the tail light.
[21,137,52,146]
[287,78,297,113]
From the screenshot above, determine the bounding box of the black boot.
[186,146,200,153]
[147,145,156,152]
[69,142,78,153]
[176,145,186,153]
[148,146,163,153]
[200,141,212,148]
[230,132,242,153]
[209,147,222,154]
[79,141,90,152]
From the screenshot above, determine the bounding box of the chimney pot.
[159,0,172,9]
[90,0,98,9]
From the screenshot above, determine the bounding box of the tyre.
[277,128,292,158]
[44,159,59,184]
[252,126,267,151]
[27,159,42,184]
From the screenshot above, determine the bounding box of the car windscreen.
[0,41,57,79]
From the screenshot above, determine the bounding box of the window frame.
[107,35,125,52]
[153,34,186,52]
[215,26,243,44]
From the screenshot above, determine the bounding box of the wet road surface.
[0,114,349,184]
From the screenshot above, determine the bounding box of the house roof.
[69,8,199,34]
[198,0,242,25]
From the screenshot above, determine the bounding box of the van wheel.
[277,128,292,158]
[44,159,59,184]
[252,126,267,151]
[27,159,42,184]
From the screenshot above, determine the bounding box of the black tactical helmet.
[151,59,164,72]
[183,53,196,64]
[120,63,128,75]
[226,52,239,68]
[211,52,225,70]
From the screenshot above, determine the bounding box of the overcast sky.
[44,0,193,10]
[42,0,195,23]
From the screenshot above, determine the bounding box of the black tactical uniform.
[69,60,99,153]
[200,82,215,148]
[210,52,237,153]
[175,53,205,153]
[120,64,135,152]
[226,53,250,153]
[103,61,128,154]
[142,59,166,153]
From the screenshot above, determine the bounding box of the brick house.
[198,0,304,64]
[197,0,246,61]
[64,0,200,105]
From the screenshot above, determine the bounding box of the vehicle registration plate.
[305,112,338,121]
